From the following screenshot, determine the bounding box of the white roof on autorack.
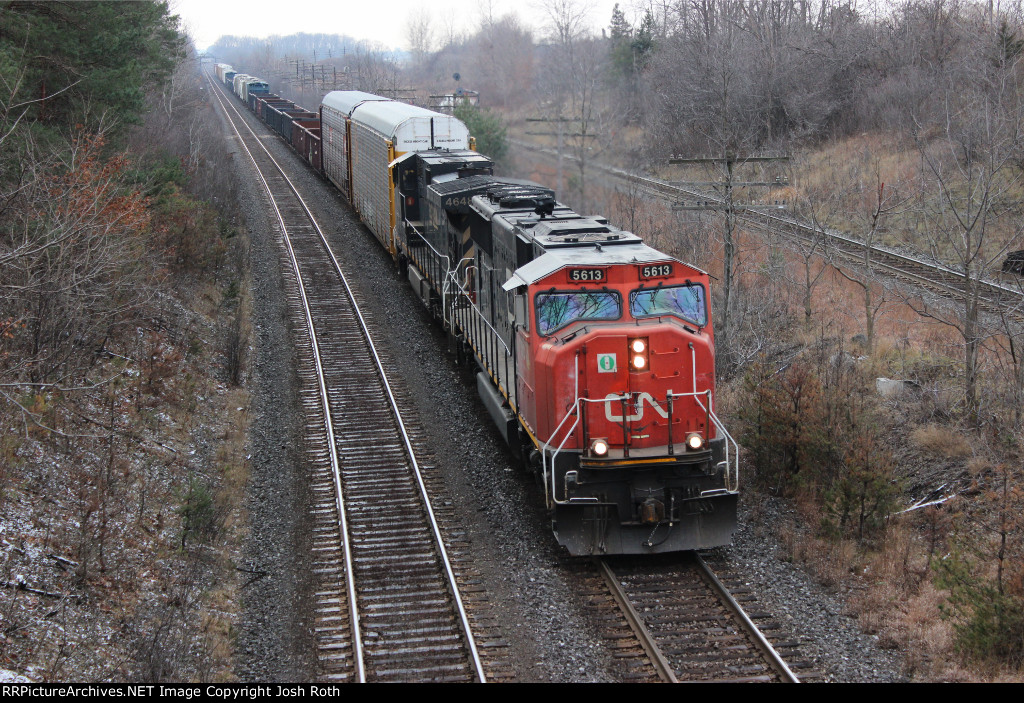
[351,100,470,149]
[321,91,391,117]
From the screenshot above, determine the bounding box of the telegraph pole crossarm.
[667,152,791,364]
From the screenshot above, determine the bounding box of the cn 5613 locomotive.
[214,67,739,554]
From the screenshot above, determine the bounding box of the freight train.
[212,63,739,555]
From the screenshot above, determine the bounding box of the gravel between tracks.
[708,497,907,682]
[225,95,911,682]
[222,106,318,681]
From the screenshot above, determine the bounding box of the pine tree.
[608,4,634,79]
[0,1,184,134]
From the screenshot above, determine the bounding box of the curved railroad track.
[590,553,809,683]
[511,139,1024,320]
[207,74,491,683]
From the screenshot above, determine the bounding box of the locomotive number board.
[639,263,674,280]
[567,268,607,282]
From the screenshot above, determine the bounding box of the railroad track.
[207,75,496,683]
[512,139,1024,319]
[587,553,811,683]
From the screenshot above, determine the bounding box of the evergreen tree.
[608,4,633,78]
[608,6,656,79]
[454,101,508,165]
[630,10,656,73]
[609,3,630,42]
[0,1,184,135]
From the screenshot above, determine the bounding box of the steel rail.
[206,75,366,682]
[510,138,1024,313]
[207,72,486,682]
[694,553,800,684]
[596,559,678,683]
[599,555,800,683]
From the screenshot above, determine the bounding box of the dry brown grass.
[780,516,954,680]
[780,503,1024,682]
[201,586,239,683]
[911,424,974,459]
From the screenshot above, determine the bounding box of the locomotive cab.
[394,149,493,235]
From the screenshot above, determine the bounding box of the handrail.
[541,354,585,507]
[542,390,740,506]
[447,276,512,357]
[404,219,452,318]
[442,258,476,327]
[676,391,740,493]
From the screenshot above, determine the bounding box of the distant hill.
[207,32,404,64]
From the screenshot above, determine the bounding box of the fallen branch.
[2,579,74,599]
[47,553,79,570]
[898,494,957,514]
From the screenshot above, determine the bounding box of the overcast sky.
[171,0,627,53]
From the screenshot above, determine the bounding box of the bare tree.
[829,157,912,354]
[910,35,1024,426]
[351,45,402,96]
[789,200,836,333]
[539,0,595,48]
[405,8,435,64]
[470,12,535,109]
[535,0,605,213]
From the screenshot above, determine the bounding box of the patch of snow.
[0,669,31,683]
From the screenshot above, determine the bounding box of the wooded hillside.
[1,1,249,681]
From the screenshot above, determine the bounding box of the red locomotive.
[397,159,739,555]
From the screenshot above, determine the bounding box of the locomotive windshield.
[535,291,621,335]
[629,284,707,327]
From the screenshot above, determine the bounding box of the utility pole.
[525,116,570,194]
[668,153,790,365]
[525,116,597,209]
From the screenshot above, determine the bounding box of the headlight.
[628,337,649,372]
[686,432,704,451]
[590,438,609,457]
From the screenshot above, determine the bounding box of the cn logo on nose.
[603,392,675,422]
